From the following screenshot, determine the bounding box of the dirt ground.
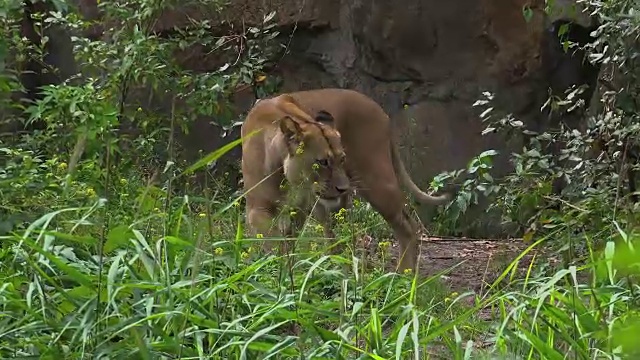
[353,235,555,356]
[381,235,553,295]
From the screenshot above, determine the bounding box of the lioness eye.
[316,158,329,167]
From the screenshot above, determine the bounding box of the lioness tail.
[390,141,451,205]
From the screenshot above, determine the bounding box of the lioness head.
[278,110,350,211]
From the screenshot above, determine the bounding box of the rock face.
[199,0,549,236]
[30,0,598,237]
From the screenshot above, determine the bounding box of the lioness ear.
[315,110,334,125]
[279,115,304,143]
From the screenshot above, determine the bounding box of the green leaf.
[240,320,289,360]
[369,306,383,352]
[44,231,98,246]
[105,225,134,253]
[21,237,96,292]
[183,128,260,175]
[395,320,412,359]
[308,321,341,342]
[163,235,194,248]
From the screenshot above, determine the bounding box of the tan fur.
[240,89,451,272]
[240,94,350,253]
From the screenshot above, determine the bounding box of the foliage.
[430,148,501,236]
[466,0,640,256]
[0,0,280,231]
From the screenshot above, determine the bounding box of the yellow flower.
[289,210,297,217]
[241,251,249,260]
[295,142,305,155]
[57,162,67,170]
[214,247,223,255]
[86,188,96,197]
[154,207,160,212]
[444,297,451,303]
[314,224,324,232]
[312,163,319,170]
[256,233,264,239]
[333,207,347,222]
[137,107,142,112]
[378,241,391,250]
[353,198,361,207]
[403,268,413,275]
[232,201,240,207]
[247,246,254,253]
[198,212,206,218]
[119,178,128,185]
[310,242,318,251]
[450,291,459,298]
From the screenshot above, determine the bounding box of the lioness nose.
[335,185,349,194]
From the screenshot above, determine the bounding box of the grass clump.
[1,156,639,358]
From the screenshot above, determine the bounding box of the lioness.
[240,88,451,272]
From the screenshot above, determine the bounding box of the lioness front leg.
[279,207,309,254]
[246,204,280,253]
[313,205,342,254]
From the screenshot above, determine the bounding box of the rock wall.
[198,0,549,236]
[22,0,598,237]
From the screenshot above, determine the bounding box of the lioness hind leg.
[360,183,420,273]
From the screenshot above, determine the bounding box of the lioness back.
[285,88,390,130]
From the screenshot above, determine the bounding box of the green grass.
[1,144,639,359]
